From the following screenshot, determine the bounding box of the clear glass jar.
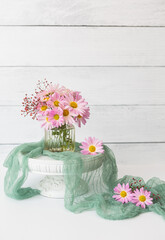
[44,124,75,152]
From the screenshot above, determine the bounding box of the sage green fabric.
[3,140,165,220]
[3,141,43,199]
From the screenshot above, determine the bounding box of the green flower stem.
[45,124,75,152]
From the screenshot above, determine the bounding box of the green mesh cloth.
[3,140,165,220]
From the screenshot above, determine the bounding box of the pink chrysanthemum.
[47,92,65,109]
[61,106,76,125]
[37,102,49,112]
[37,110,53,130]
[131,187,153,209]
[70,91,82,100]
[37,83,64,99]
[45,83,64,96]
[48,108,64,128]
[75,107,90,127]
[39,95,50,102]
[64,94,87,115]
[80,137,104,155]
[112,183,133,204]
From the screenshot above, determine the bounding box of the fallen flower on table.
[131,187,153,209]
[112,183,133,203]
[80,137,104,155]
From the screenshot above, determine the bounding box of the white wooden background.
[0,0,165,165]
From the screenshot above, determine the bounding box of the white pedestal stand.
[28,154,103,199]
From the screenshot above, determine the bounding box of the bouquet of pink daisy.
[22,80,90,129]
[22,80,90,152]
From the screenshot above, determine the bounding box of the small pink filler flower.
[131,187,153,209]
[112,183,133,204]
[80,137,104,155]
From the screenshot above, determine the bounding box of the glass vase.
[44,124,75,152]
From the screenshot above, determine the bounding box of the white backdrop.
[0,1,165,240]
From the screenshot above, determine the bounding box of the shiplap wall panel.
[0,0,165,26]
[1,67,165,105]
[1,143,165,165]
[1,106,165,144]
[1,27,165,66]
[0,0,164,168]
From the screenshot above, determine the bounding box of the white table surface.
[1,160,165,240]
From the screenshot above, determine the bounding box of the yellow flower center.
[77,115,82,118]
[54,100,59,107]
[43,97,49,101]
[54,114,59,120]
[46,117,49,122]
[139,195,146,202]
[120,191,127,198]
[41,105,47,111]
[63,109,69,117]
[89,145,96,152]
[70,101,78,108]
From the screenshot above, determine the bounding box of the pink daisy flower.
[47,92,65,109]
[61,106,76,125]
[37,110,53,130]
[64,94,87,116]
[37,83,64,99]
[36,89,49,100]
[131,188,153,209]
[70,91,82,100]
[37,102,49,112]
[75,107,90,127]
[45,83,64,96]
[38,95,50,102]
[112,183,133,204]
[48,108,64,128]
[80,137,104,155]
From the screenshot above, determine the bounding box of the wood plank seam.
[0,25,165,28]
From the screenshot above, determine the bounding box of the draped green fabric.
[3,141,43,199]
[3,140,165,220]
